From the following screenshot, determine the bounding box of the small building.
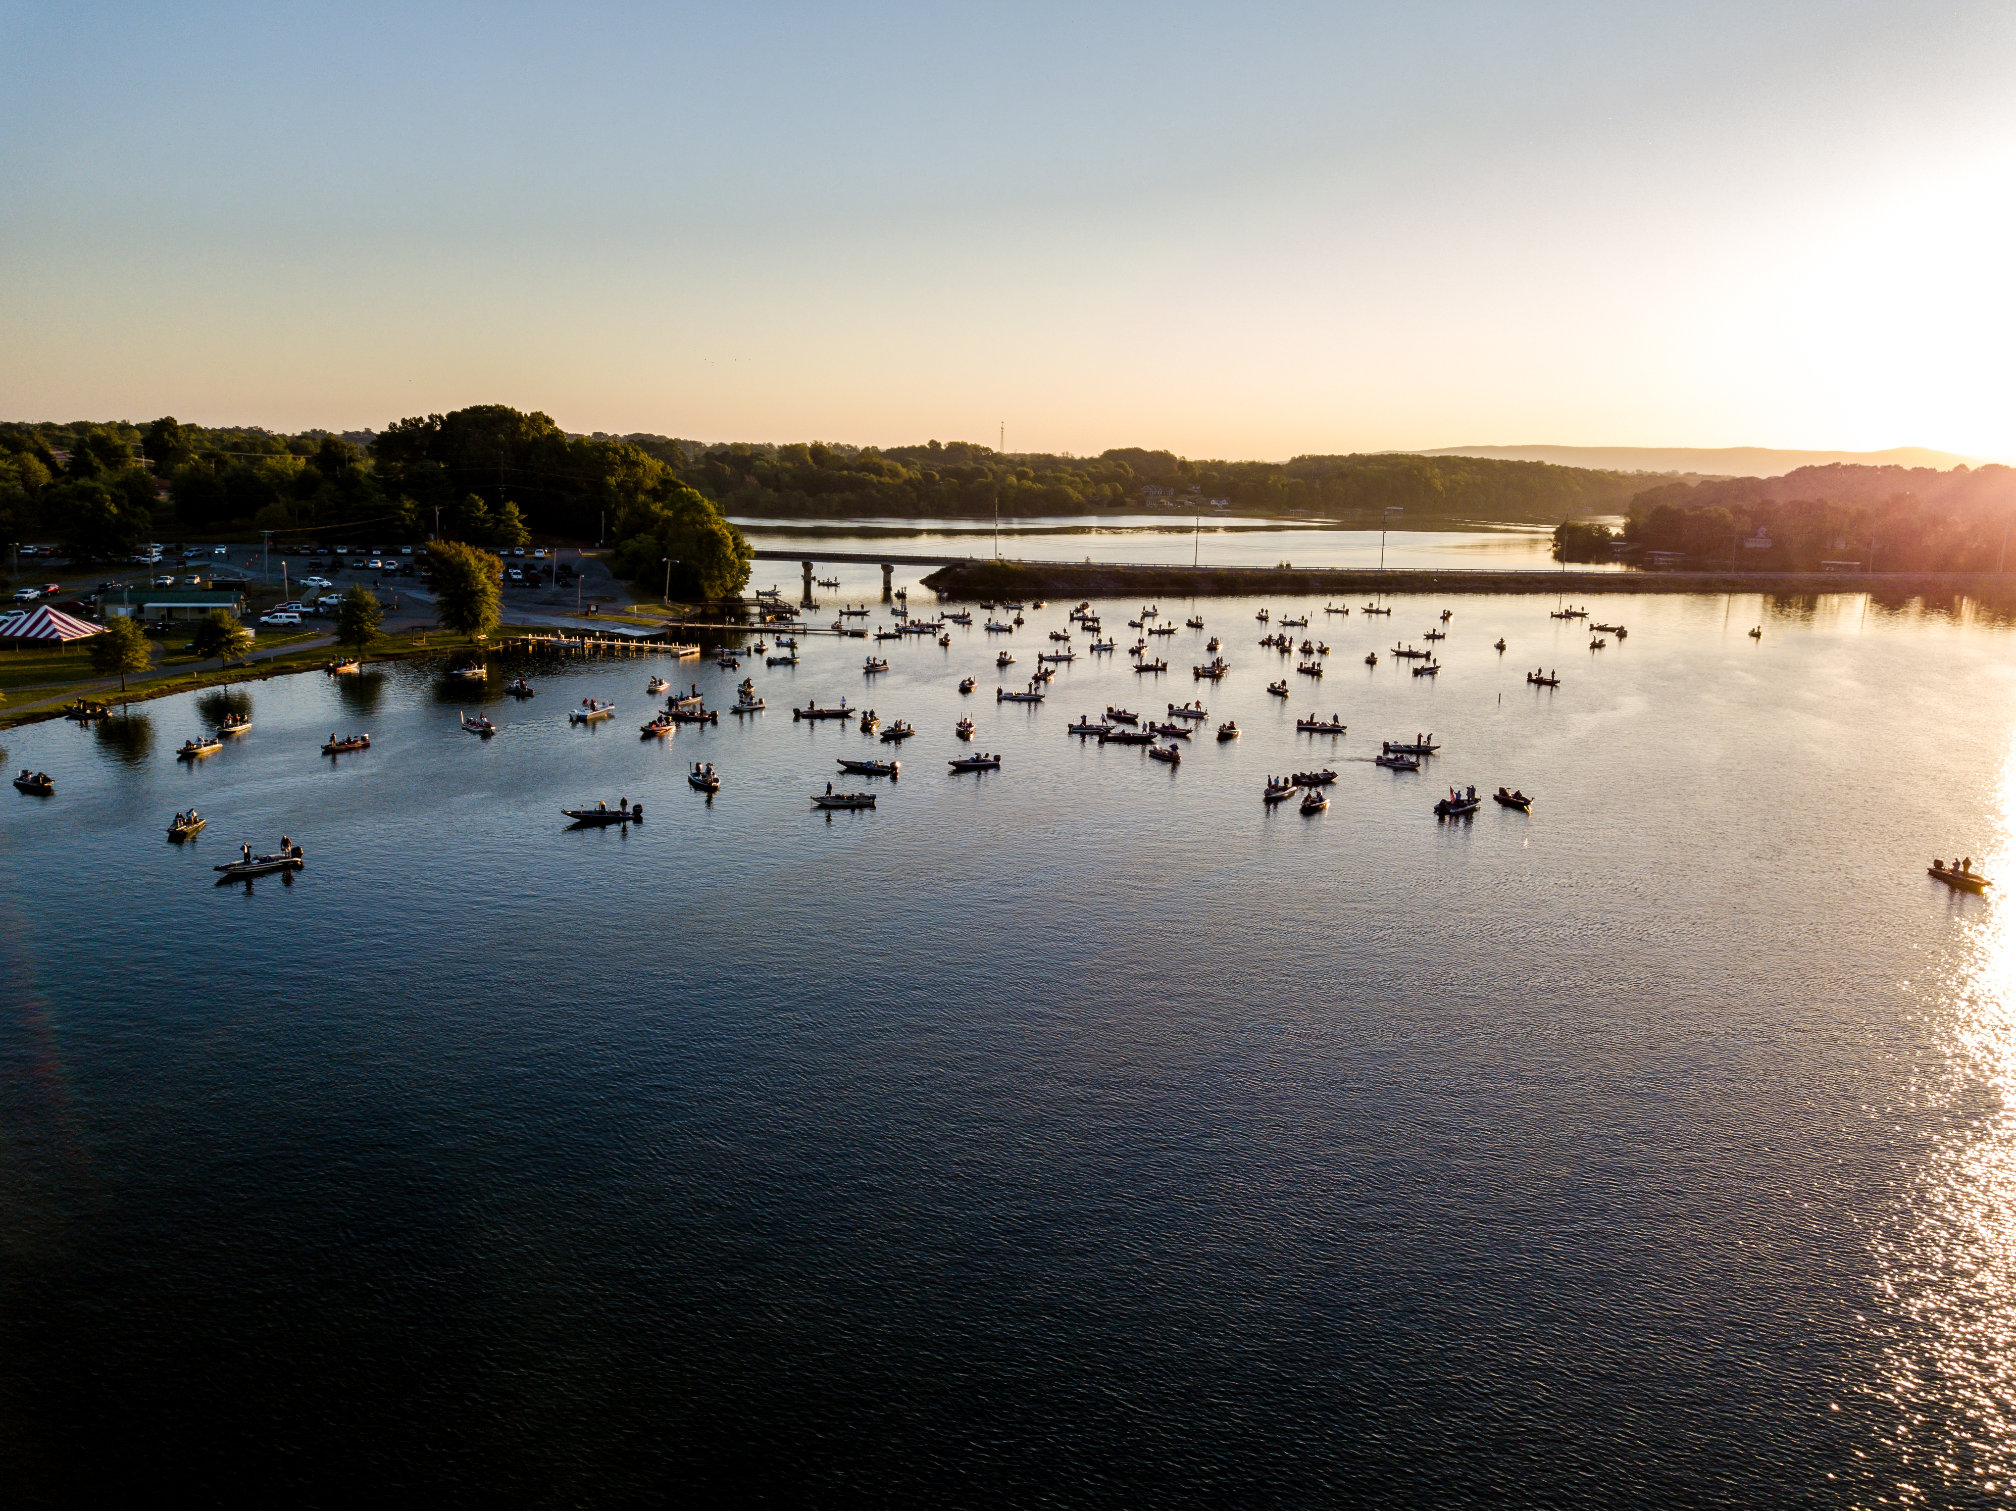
[101,587,246,622]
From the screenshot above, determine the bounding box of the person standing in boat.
[241,842,252,865]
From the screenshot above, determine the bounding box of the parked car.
[317,593,342,607]
[400,546,414,555]
[154,574,175,586]
[10,587,39,602]
[258,611,302,627]
[533,547,548,558]
[213,545,227,557]
[302,576,333,589]
[274,600,306,612]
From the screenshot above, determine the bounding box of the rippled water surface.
[4,587,2015,1506]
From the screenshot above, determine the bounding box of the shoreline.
[0,633,522,730]
[917,560,2016,601]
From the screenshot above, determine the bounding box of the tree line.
[10,408,2014,587]
[1554,463,2016,572]
[640,436,1648,525]
[0,407,753,599]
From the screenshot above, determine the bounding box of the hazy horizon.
[5,2,2014,459]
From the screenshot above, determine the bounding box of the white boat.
[1166,702,1208,721]
[731,697,765,713]
[687,764,720,793]
[569,699,615,723]
[1039,651,1074,663]
[1296,717,1347,734]
[460,714,496,736]
[812,790,877,809]
[1067,719,1111,736]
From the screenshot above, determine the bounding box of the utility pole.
[1194,512,1201,569]
[1380,507,1401,571]
[260,529,272,585]
[433,504,442,541]
[662,556,672,604]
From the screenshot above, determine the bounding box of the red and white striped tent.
[0,604,104,642]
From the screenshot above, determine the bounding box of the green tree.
[46,477,152,563]
[334,583,384,650]
[141,417,195,475]
[189,609,254,669]
[609,482,752,600]
[89,615,153,691]
[492,500,530,548]
[452,492,496,543]
[422,539,502,639]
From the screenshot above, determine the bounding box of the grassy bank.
[917,560,2016,603]
[0,625,542,728]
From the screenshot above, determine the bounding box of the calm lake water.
[732,514,1629,573]
[4,587,2015,1506]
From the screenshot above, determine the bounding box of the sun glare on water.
[1865,739,2016,1502]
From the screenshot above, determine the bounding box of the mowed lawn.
[0,629,326,695]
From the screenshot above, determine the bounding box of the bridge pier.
[881,563,894,602]
[801,560,814,607]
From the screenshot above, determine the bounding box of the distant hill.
[1416,444,1981,478]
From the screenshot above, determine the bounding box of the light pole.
[662,556,672,605]
[1379,507,1402,571]
[260,529,272,585]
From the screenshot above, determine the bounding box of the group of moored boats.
[24,598,1986,889]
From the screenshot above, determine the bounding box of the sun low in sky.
[3,0,2014,461]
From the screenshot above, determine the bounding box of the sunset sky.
[3,1,2014,459]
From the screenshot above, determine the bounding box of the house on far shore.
[101,587,247,622]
